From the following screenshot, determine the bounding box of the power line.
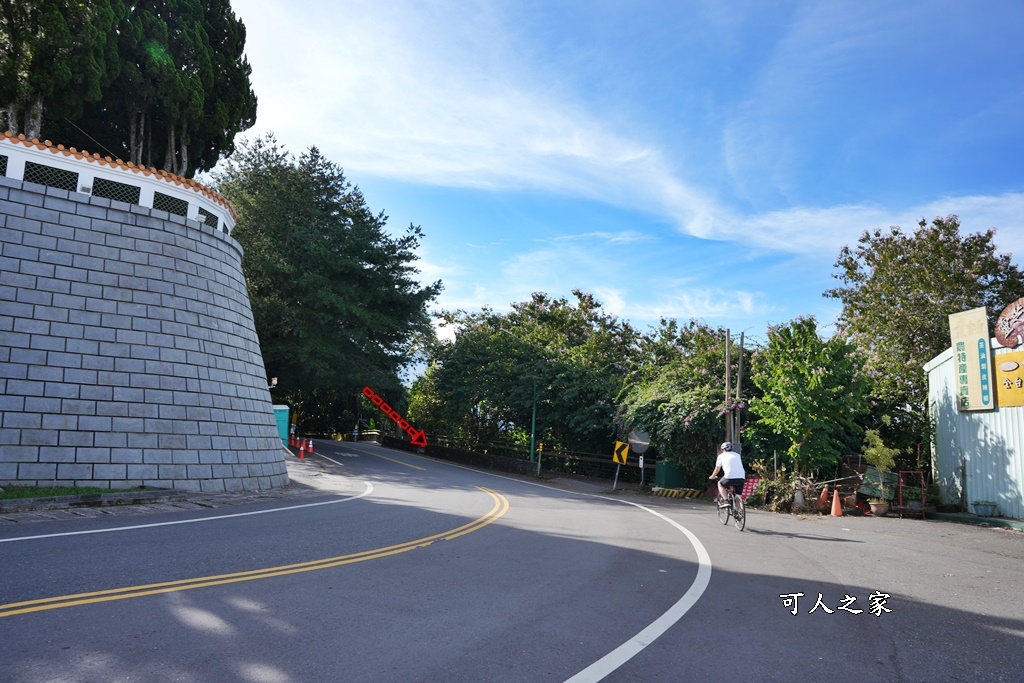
[62,117,119,160]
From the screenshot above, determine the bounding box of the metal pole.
[531,379,540,476]
[724,329,732,443]
[735,331,744,449]
[500,327,541,476]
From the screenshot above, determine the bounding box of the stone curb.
[651,487,706,499]
[0,489,187,513]
[0,453,320,516]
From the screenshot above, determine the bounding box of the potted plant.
[971,500,998,517]
[868,490,890,516]
[862,427,898,517]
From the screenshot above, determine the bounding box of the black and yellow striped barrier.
[652,487,706,499]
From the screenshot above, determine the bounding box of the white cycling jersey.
[716,449,745,480]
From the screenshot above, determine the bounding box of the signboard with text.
[995,350,1024,408]
[949,307,993,411]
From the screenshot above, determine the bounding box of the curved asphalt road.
[2,440,1023,682]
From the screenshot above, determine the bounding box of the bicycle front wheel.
[733,495,746,531]
[717,497,731,525]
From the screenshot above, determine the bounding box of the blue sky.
[228,0,1024,345]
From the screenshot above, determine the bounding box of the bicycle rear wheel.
[733,495,746,531]
[717,496,731,524]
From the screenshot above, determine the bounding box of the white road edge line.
[562,501,712,683]
[350,444,714,683]
[0,481,374,544]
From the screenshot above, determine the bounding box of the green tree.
[48,1,174,168]
[81,0,255,176]
[414,291,640,454]
[861,421,899,500]
[747,316,868,474]
[187,0,256,174]
[407,364,452,435]
[409,317,511,446]
[0,0,121,137]
[824,214,1024,451]
[617,320,754,483]
[3,0,255,177]
[215,135,441,431]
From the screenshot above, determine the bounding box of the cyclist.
[709,441,746,505]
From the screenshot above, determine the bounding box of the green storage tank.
[273,405,290,447]
[655,461,686,488]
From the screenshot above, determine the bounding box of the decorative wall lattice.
[92,177,142,205]
[24,161,78,191]
[153,190,189,217]
[197,207,219,230]
[1,134,237,234]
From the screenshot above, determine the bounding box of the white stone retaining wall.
[0,173,288,492]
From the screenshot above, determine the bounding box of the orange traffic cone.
[819,486,829,509]
[831,489,843,517]
[307,438,314,455]
[298,440,306,460]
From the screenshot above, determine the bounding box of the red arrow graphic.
[408,428,428,447]
[362,386,429,448]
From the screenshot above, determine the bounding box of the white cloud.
[919,193,1024,258]
[553,230,654,245]
[711,193,1024,257]
[234,0,721,230]
[600,287,772,326]
[233,0,1024,269]
[432,318,458,344]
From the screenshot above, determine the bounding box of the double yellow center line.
[1,486,509,618]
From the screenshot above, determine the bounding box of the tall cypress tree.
[0,0,121,138]
[5,0,256,177]
[190,0,256,174]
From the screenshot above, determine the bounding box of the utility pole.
[735,331,744,450]
[724,328,732,443]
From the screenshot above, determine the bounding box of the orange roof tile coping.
[1,131,237,222]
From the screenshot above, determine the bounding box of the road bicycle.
[712,477,746,531]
